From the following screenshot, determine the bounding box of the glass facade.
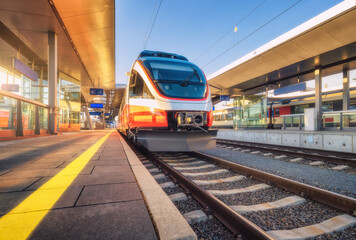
[0,27,82,137]
[0,96,16,130]
[233,95,267,128]
[58,72,81,131]
[22,102,36,130]
[39,107,48,130]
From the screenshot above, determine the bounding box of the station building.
[0,0,115,138]
[209,0,356,152]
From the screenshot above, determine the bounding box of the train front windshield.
[142,59,207,99]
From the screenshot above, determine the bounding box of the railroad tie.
[169,192,188,202]
[167,161,205,166]
[267,214,356,240]
[181,169,228,177]
[231,196,306,213]
[174,164,215,171]
[183,210,208,224]
[160,182,175,189]
[194,175,245,185]
[208,184,270,196]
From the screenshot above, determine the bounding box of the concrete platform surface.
[0,130,157,240]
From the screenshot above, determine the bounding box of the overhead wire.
[143,0,159,49]
[193,0,266,62]
[202,0,303,69]
[143,0,163,50]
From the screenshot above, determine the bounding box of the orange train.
[117,51,217,151]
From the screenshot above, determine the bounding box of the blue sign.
[90,88,104,95]
[90,103,103,108]
[105,113,110,116]
[1,84,19,92]
[220,95,230,101]
[13,57,38,82]
[274,83,306,96]
[89,112,102,116]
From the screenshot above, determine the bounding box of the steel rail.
[191,151,356,214]
[121,136,273,240]
[217,139,356,167]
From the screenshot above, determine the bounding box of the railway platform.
[217,129,356,153]
[0,130,196,240]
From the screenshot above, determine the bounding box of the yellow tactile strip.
[0,131,112,240]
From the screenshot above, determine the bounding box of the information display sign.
[1,84,19,92]
[90,88,104,95]
[90,103,103,108]
[220,95,230,101]
[89,112,102,116]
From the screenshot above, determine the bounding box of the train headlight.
[194,115,202,124]
[176,112,204,128]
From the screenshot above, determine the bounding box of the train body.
[212,97,355,129]
[118,50,217,151]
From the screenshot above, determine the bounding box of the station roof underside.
[0,0,115,104]
[208,0,356,97]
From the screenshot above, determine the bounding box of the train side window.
[275,108,280,117]
[129,71,154,99]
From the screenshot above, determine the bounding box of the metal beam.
[315,67,322,131]
[48,32,58,134]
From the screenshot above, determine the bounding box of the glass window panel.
[0,95,17,130]
[39,107,48,129]
[22,102,36,130]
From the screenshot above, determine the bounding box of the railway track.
[217,139,356,168]
[124,136,356,239]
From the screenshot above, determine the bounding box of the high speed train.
[118,50,217,151]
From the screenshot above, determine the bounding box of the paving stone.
[169,192,188,202]
[160,182,175,189]
[183,210,208,224]
[0,177,41,192]
[290,157,303,162]
[233,148,241,151]
[241,149,250,152]
[76,183,142,206]
[29,201,157,240]
[263,153,273,156]
[274,155,287,159]
[309,161,324,166]
[331,165,349,170]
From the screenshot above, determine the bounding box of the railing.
[0,89,50,137]
[282,114,304,130]
[322,110,356,130]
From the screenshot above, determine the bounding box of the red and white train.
[118,50,217,151]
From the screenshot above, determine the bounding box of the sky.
[115,0,343,85]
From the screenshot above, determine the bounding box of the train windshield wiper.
[180,66,199,87]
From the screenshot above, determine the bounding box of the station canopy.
[0,0,115,108]
[207,0,356,100]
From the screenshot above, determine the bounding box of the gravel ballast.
[200,148,356,198]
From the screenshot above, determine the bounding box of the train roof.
[138,50,188,61]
